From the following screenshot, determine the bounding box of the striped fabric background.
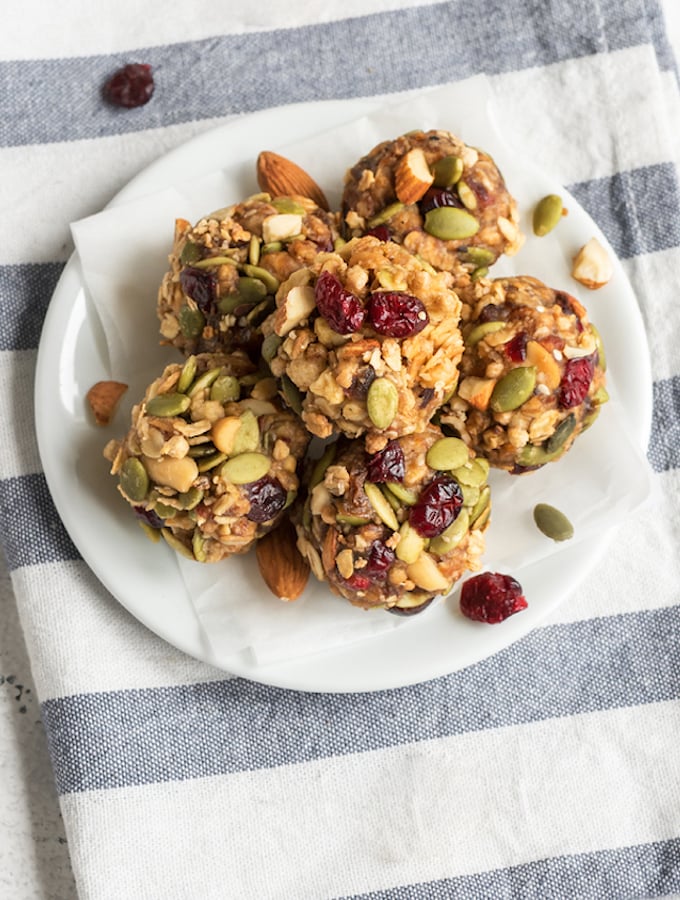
[2,0,680,897]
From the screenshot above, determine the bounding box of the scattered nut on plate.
[256,150,329,211]
[571,236,613,289]
[255,518,310,601]
[87,380,128,426]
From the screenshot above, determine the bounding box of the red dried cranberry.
[133,506,164,529]
[504,331,528,362]
[180,266,218,313]
[348,365,376,399]
[367,291,429,338]
[344,572,372,592]
[460,572,527,623]
[105,63,154,108]
[315,270,366,334]
[558,356,595,409]
[363,541,396,581]
[418,186,463,215]
[409,475,463,538]
[245,476,287,523]
[366,224,392,242]
[367,441,405,483]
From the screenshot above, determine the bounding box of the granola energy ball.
[105,352,311,561]
[341,130,523,278]
[295,427,490,612]
[157,193,339,358]
[439,276,608,473]
[265,235,463,452]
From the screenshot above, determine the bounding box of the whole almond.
[256,151,329,211]
[87,380,128,426]
[255,518,310,601]
[394,147,434,205]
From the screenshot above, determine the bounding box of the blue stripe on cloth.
[0,263,65,351]
[0,0,665,147]
[649,375,680,472]
[336,838,680,899]
[41,605,680,794]
[0,473,80,569]
[567,162,680,260]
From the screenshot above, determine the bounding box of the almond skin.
[394,147,434,204]
[256,151,329,211]
[256,519,310,601]
[86,380,128,426]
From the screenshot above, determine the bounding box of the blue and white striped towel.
[2,1,680,897]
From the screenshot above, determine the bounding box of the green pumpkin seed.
[469,486,491,529]
[381,486,402,513]
[426,436,470,471]
[532,194,564,237]
[261,241,283,254]
[471,266,488,282]
[363,482,399,531]
[592,386,610,405]
[138,521,161,543]
[281,375,303,416]
[366,378,398,429]
[272,198,306,215]
[246,297,275,326]
[177,487,204,510]
[180,240,202,265]
[188,443,217,458]
[424,206,480,240]
[431,155,463,188]
[429,509,470,555]
[178,305,205,339]
[533,502,574,542]
[590,323,606,371]
[146,392,192,417]
[490,366,537,412]
[192,255,239,269]
[367,202,404,228]
[187,367,221,397]
[232,410,260,455]
[384,482,418,506]
[309,442,337,490]
[517,442,564,466]
[465,320,506,347]
[336,513,372,526]
[261,333,283,364]
[221,452,271,485]
[546,413,577,455]
[161,528,195,559]
[580,406,601,431]
[210,374,240,404]
[460,484,480,508]
[192,530,207,562]
[197,451,228,473]
[177,355,197,394]
[119,457,149,502]
[153,501,177,519]
[248,234,261,266]
[452,459,488,488]
[236,276,269,305]
[465,246,495,266]
[242,264,279,293]
[395,520,426,564]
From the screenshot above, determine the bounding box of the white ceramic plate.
[35,96,652,693]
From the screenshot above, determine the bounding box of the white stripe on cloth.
[57,701,680,900]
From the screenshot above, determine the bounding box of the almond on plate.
[87,380,128,426]
[256,151,329,211]
[256,519,310,601]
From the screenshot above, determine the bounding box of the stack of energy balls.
[106,129,607,616]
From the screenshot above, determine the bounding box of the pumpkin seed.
[187,367,221,397]
[426,436,469,471]
[232,410,260,455]
[261,241,283,254]
[460,484,480,508]
[178,305,205,339]
[429,509,470,555]
[119,457,149,502]
[384,482,419,506]
[192,530,207,562]
[367,202,404,228]
[248,234,261,266]
[456,180,477,210]
[272,197,307,215]
[161,528,195,559]
[431,155,463,187]
[452,459,488,488]
[546,413,576,455]
[517,442,564,466]
[533,502,574,542]
[469,486,491,528]
[590,323,606,371]
[242,264,279,293]
[471,266,488,282]
[221,452,271,485]
[179,240,202,265]
[192,255,239,269]
[424,206,480,240]
[197,451,228,473]
[465,320,506,347]
[363,482,399,531]
[465,246,495,266]
[381,486,402,513]
[177,487,204,510]
[308,442,337,490]
[281,375,303,416]
[336,513,372,526]
[146,392,192,417]
[210,374,240,404]
[261,333,283,364]
[366,378,398,429]
[177,355,197,393]
[532,193,564,237]
[490,366,537,412]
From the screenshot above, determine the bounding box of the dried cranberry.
[104,63,154,108]
[418,186,463,215]
[348,365,376,399]
[363,541,396,581]
[366,224,392,242]
[367,291,429,338]
[245,476,287,523]
[367,441,406,483]
[558,356,595,409]
[344,572,372,592]
[504,331,528,362]
[133,506,164,529]
[180,266,218,313]
[409,475,463,538]
[460,572,527,623]
[315,270,366,334]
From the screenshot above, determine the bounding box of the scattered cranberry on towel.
[104,63,154,108]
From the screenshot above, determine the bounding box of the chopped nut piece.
[571,237,613,289]
[394,148,434,204]
[87,380,128,426]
